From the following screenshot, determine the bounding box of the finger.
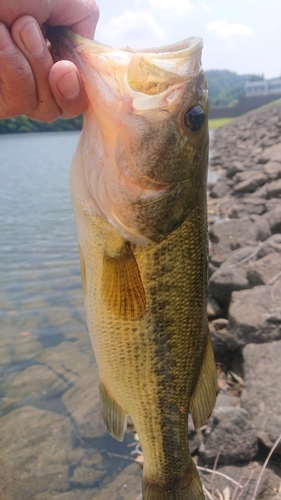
[49,61,88,118]
[0,22,37,118]
[11,15,61,122]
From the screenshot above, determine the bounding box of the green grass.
[208,117,235,129]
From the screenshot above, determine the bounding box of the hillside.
[205,69,264,106]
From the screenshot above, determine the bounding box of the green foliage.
[206,70,264,106]
[208,118,235,129]
[0,115,82,134]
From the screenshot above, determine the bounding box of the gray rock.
[226,160,245,178]
[62,365,106,439]
[259,143,281,163]
[199,407,258,464]
[267,178,281,198]
[233,172,267,194]
[210,319,241,361]
[209,217,270,255]
[209,181,231,198]
[228,285,281,344]
[257,234,281,258]
[241,341,281,455]
[247,252,281,286]
[209,267,250,306]
[228,197,266,218]
[200,462,281,500]
[70,451,106,487]
[267,205,281,233]
[264,160,281,179]
[0,406,71,498]
[207,295,224,319]
[39,341,92,385]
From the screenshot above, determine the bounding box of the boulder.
[209,216,270,256]
[247,252,281,286]
[62,365,106,439]
[267,205,281,233]
[241,341,281,455]
[266,178,281,198]
[199,407,258,464]
[233,172,267,194]
[264,160,281,179]
[259,143,281,163]
[257,234,281,258]
[209,267,250,306]
[0,406,71,498]
[228,285,281,344]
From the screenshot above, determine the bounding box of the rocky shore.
[1,103,281,500]
[196,100,281,497]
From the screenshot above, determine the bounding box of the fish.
[48,27,218,500]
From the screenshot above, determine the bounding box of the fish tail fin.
[142,464,204,500]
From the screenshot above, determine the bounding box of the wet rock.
[241,341,281,455]
[0,363,72,416]
[62,365,106,439]
[70,452,106,487]
[39,341,93,385]
[96,462,142,500]
[209,216,270,256]
[0,406,71,498]
[228,285,281,344]
[247,252,281,286]
[199,407,258,465]
[34,490,98,500]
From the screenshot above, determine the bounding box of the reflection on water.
[0,132,141,500]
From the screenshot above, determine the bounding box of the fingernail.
[56,70,80,100]
[0,23,13,51]
[20,20,45,56]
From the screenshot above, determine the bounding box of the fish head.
[49,28,209,245]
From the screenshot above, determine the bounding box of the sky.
[94,0,281,79]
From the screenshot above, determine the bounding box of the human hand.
[0,0,99,121]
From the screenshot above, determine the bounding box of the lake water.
[0,132,142,500]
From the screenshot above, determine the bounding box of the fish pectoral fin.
[99,381,128,441]
[190,328,218,429]
[102,241,146,321]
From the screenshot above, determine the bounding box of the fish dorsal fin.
[99,381,127,441]
[190,328,218,429]
[102,240,146,321]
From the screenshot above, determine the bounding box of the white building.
[245,78,281,97]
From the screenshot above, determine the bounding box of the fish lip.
[47,26,203,60]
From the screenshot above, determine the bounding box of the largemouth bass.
[48,27,217,500]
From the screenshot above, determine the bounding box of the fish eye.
[184,105,205,131]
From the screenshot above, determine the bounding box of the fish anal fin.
[102,241,146,321]
[79,247,86,299]
[99,381,127,441]
[190,328,218,430]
